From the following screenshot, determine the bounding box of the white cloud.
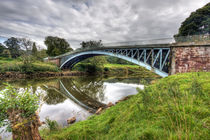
[0,0,209,49]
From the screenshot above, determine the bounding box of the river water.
[0,76,153,139]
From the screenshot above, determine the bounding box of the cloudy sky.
[0,0,209,49]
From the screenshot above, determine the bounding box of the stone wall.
[170,45,210,74]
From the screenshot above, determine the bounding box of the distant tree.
[44,36,73,56]
[4,37,21,58]
[37,49,48,61]
[80,40,103,49]
[0,43,5,55]
[4,37,34,58]
[32,42,38,57]
[79,40,105,70]
[175,3,210,37]
[18,38,33,53]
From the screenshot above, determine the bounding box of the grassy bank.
[0,57,60,73]
[73,63,159,78]
[41,72,210,140]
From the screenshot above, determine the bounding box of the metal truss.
[59,47,171,77]
[103,48,170,74]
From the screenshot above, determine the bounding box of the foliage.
[18,38,34,52]
[45,118,60,131]
[0,84,40,131]
[36,49,48,61]
[0,43,5,54]
[32,42,38,57]
[44,36,73,56]
[4,37,22,58]
[73,56,107,74]
[175,3,210,36]
[20,54,36,73]
[105,56,135,65]
[42,72,210,140]
[3,37,35,58]
[1,49,11,58]
[73,63,101,74]
[83,56,107,67]
[80,40,103,49]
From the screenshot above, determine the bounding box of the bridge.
[45,36,210,77]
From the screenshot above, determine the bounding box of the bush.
[21,63,34,73]
[0,84,40,136]
[73,63,102,74]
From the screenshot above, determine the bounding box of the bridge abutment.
[44,57,61,67]
[170,44,210,75]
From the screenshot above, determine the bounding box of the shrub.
[0,84,41,139]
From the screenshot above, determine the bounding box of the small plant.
[0,84,42,139]
[45,117,60,131]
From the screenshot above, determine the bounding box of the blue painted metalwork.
[59,46,171,77]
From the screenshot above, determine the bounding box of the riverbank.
[73,63,160,78]
[41,72,210,140]
[103,64,159,78]
[0,57,59,72]
[0,57,159,79]
[0,71,86,79]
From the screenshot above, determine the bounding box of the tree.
[4,37,21,58]
[37,49,48,61]
[0,84,42,140]
[175,3,210,37]
[32,42,38,57]
[4,37,34,58]
[0,43,5,55]
[80,40,103,49]
[44,36,73,56]
[18,38,33,53]
[79,40,105,70]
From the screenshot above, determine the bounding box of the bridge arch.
[60,50,169,77]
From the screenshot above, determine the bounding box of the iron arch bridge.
[56,44,171,77]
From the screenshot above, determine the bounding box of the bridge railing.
[174,34,210,43]
[103,38,174,47]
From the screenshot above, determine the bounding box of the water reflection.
[0,76,152,139]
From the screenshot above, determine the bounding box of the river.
[0,75,154,139]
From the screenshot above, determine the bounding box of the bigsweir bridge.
[45,36,210,77]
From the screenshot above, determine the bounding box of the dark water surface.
[0,76,153,139]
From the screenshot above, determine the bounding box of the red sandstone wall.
[171,46,210,74]
[45,58,60,67]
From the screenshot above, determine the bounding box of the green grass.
[104,64,140,68]
[0,57,60,73]
[41,72,210,140]
[104,64,159,78]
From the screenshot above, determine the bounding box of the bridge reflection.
[43,77,107,112]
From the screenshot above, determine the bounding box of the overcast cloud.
[0,0,209,48]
